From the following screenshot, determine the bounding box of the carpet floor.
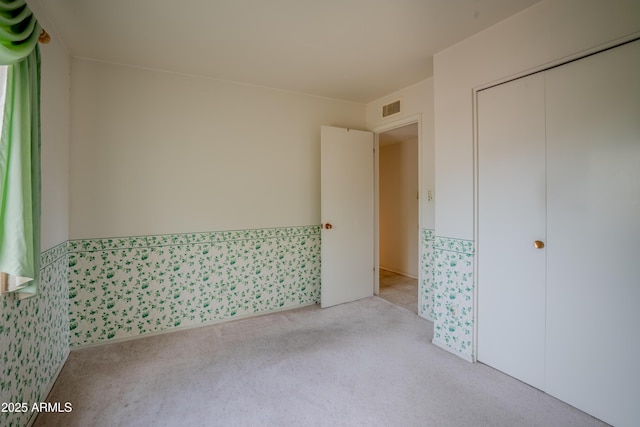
[378,269,418,314]
[34,297,607,427]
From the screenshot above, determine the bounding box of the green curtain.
[0,0,42,299]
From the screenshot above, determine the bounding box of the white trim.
[475,31,640,93]
[69,302,318,350]
[379,267,418,280]
[371,114,421,134]
[471,82,480,364]
[374,132,380,296]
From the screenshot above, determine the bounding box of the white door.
[544,39,640,427]
[477,73,547,390]
[320,126,374,308]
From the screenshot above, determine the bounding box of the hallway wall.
[379,138,418,278]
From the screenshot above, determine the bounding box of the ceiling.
[33,0,541,103]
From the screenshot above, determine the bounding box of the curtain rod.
[39,29,50,44]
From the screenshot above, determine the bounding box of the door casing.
[372,115,422,297]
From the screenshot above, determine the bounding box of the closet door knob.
[533,240,545,249]
[323,223,333,230]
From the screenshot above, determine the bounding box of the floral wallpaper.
[2,225,480,427]
[68,226,321,347]
[419,229,434,321]
[0,243,69,427]
[432,236,475,360]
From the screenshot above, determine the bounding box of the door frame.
[372,114,422,297]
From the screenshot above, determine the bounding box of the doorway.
[376,123,419,313]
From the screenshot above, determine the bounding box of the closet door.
[545,40,640,427]
[477,73,547,390]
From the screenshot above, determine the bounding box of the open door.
[320,126,374,308]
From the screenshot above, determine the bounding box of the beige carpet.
[34,297,606,427]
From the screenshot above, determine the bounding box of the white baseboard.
[379,267,418,279]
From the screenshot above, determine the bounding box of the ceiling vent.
[382,100,401,118]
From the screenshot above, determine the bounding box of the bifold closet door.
[544,40,640,427]
[477,73,547,390]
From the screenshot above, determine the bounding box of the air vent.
[382,100,401,118]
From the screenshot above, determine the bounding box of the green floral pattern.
[419,229,434,320]
[1,243,69,427]
[432,236,475,359]
[2,225,477,427]
[68,226,321,347]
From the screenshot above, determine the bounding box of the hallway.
[378,269,418,314]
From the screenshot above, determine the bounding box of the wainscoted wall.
[419,229,434,321]
[431,236,475,360]
[68,226,321,347]
[0,243,70,427]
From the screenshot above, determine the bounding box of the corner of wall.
[1,244,70,427]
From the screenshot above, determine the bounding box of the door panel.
[545,40,640,427]
[321,126,374,308]
[477,73,547,390]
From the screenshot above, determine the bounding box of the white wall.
[30,0,71,250]
[379,138,418,277]
[433,0,640,240]
[366,78,434,231]
[70,59,366,239]
[430,0,640,420]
